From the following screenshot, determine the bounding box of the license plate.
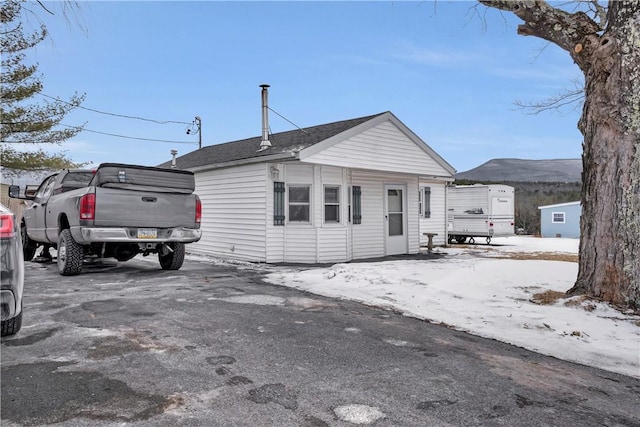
[137,228,157,239]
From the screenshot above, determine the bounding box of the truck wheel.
[159,242,185,270]
[1,311,22,337]
[21,222,37,261]
[57,229,84,276]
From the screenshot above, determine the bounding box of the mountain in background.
[455,158,582,183]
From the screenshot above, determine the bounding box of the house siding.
[419,182,447,246]
[263,163,422,263]
[266,163,350,263]
[300,121,450,176]
[317,165,349,263]
[265,163,284,263]
[351,170,420,260]
[189,163,268,261]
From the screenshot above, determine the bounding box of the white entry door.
[385,184,407,255]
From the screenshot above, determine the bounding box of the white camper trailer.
[447,184,515,244]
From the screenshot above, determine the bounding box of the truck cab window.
[35,177,56,203]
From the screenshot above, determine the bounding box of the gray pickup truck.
[9,163,202,275]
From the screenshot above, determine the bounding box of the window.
[352,186,362,224]
[289,185,310,223]
[34,176,56,203]
[387,189,403,236]
[63,171,94,187]
[552,212,565,223]
[324,186,340,223]
[55,171,96,195]
[423,187,431,218]
[274,182,285,226]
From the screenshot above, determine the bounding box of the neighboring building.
[159,111,456,263]
[538,201,581,238]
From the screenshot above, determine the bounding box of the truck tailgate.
[93,188,197,228]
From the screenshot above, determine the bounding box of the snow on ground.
[261,236,640,379]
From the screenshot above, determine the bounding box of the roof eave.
[186,151,298,173]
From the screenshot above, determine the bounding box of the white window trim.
[288,184,312,224]
[552,212,566,224]
[323,185,341,225]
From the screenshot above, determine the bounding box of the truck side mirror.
[24,185,38,198]
[8,185,20,198]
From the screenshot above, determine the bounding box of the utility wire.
[57,124,198,144]
[40,93,192,125]
[268,107,309,135]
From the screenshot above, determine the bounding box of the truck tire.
[57,229,84,275]
[1,311,22,337]
[159,242,185,270]
[21,222,37,261]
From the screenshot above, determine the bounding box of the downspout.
[445,183,449,245]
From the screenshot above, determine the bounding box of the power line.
[57,124,198,144]
[39,93,192,125]
[268,107,309,135]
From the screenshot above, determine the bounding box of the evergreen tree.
[0,0,85,174]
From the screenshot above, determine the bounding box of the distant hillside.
[455,158,581,183]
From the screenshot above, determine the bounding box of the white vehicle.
[447,184,514,244]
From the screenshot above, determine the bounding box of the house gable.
[298,112,455,177]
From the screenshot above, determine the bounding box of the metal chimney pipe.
[259,84,271,149]
[170,149,178,168]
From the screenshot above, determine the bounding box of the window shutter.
[424,187,431,218]
[352,186,362,225]
[274,182,285,226]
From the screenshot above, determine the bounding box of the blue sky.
[25,1,583,172]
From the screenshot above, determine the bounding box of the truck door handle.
[142,197,157,202]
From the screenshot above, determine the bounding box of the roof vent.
[259,84,271,150]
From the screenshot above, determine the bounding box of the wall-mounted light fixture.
[270,164,280,180]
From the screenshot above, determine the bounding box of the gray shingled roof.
[158,112,386,170]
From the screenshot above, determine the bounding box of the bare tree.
[479,1,639,311]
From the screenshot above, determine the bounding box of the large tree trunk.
[570,2,640,309]
[479,1,640,310]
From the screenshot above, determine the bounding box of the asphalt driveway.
[1,256,639,426]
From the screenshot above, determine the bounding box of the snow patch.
[333,404,385,424]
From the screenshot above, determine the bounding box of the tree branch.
[514,87,585,115]
[478,0,602,53]
[35,0,54,15]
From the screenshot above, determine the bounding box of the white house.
[160,111,455,263]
